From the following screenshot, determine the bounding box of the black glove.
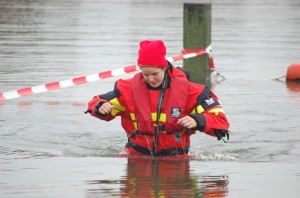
[214,129,230,143]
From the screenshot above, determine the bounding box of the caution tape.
[0,45,214,101]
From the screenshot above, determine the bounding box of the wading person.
[86,40,229,158]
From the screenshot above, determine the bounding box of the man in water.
[86,40,230,157]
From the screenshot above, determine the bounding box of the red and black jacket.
[87,65,229,156]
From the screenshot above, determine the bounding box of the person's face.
[140,66,166,88]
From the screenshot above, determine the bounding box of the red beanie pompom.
[137,40,168,67]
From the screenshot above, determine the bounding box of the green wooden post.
[183,3,211,85]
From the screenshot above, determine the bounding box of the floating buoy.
[286,63,300,81]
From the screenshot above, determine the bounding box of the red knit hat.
[137,40,168,67]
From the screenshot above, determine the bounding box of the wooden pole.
[183,3,211,85]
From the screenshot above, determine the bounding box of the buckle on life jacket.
[128,125,166,138]
[127,130,141,138]
[157,125,166,134]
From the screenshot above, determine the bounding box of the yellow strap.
[151,112,166,122]
[208,108,224,116]
[109,98,126,111]
[191,105,204,114]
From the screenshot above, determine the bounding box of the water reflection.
[87,157,229,198]
[286,81,300,93]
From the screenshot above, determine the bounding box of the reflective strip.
[130,113,136,121]
[128,178,136,188]
[208,108,224,116]
[160,113,166,122]
[130,112,167,130]
[151,113,166,122]
[107,98,125,116]
[111,109,120,116]
[197,105,205,113]
[130,113,137,129]
[133,122,137,129]
[191,105,205,114]
[151,113,156,121]
[109,98,126,111]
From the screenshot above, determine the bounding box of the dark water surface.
[1,0,300,197]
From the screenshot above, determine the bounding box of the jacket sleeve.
[86,81,126,121]
[190,86,230,138]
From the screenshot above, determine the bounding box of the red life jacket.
[125,68,192,156]
[131,71,189,134]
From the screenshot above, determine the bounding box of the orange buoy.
[286,64,300,81]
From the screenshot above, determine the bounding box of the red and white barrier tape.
[181,45,225,82]
[181,45,214,69]
[0,46,212,101]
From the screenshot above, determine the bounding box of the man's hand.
[177,116,197,129]
[98,102,115,115]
